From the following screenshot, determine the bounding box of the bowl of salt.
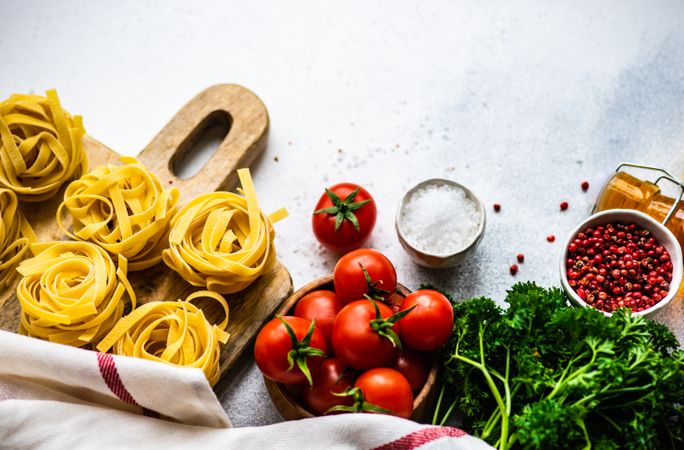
[395,178,486,268]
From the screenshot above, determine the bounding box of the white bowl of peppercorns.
[560,209,683,317]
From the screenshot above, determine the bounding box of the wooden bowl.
[263,275,439,422]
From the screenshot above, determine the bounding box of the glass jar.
[594,163,684,245]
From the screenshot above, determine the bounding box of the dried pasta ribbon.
[16,241,136,348]
[96,290,230,386]
[0,188,35,286]
[162,168,287,294]
[0,89,87,201]
[57,157,180,271]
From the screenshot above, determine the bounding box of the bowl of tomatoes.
[254,249,454,422]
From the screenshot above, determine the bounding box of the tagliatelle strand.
[96,290,230,386]
[0,89,87,201]
[16,241,136,348]
[57,157,180,271]
[0,189,35,286]
[162,168,287,294]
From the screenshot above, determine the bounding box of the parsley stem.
[548,346,597,401]
[596,411,620,431]
[477,323,509,450]
[575,418,590,450]
[432,383,446,425]
[439,399,458,427]
[482,408,501,439]
[602,384,652,395]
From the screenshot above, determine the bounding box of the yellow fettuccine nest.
[57,157,180,271]
[96,291,230,386]
[0,89,87,201]
[162,168,287,294]
[16,241,136,348]
[0,189,35,287]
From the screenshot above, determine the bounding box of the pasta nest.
[96,290,229,386]
[58,157,180,271]
[0,189,34,287]
[16,241,136,348]
[0,90,87,201]
[162,168,287,294]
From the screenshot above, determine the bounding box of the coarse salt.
[400,183,481,255]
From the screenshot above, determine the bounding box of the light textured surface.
[2,0,684,427]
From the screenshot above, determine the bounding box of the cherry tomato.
[355,368,413,419]
[391,348,429,394]
[294,290,343,348]
[254,316,327,385]
[399,290,454,351]
[333,248,397,305]
[312,183,376,253]
[301,357,356,415]
[332,299,400,370]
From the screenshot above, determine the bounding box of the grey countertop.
[2,0,684,427]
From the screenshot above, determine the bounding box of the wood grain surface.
[0,84,293,383]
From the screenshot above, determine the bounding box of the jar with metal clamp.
[594,162,684,246]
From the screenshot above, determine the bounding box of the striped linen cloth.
[0,330,491,449]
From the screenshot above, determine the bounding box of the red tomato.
[355,368,413,419]
[391,348,429,394]
[332,299,399,370]
[301,358,356,415]
[294,290,343,349]
[312,183,376,253]
[254,316,328,385]
[399,290,454,351]
[333,248,397,304]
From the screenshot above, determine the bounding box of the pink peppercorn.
[565,222,672,314]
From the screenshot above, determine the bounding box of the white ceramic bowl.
[395,178,486,268]
[559,209,683,318]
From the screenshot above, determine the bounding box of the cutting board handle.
[137,84,269,204]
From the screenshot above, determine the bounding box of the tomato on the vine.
[333,248,397,305]
[332,299,410,370]
[254,316,327,385]
[353,368,414,419]
[312,183,376,253]
[391,347,429,394]
[399,289,454,351]
[301,357,356,415]
[294,290,343,348]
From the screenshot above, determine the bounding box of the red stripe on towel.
[373,426,467,450]
[96,352,159,418]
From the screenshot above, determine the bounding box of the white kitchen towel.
[0,330,491,449]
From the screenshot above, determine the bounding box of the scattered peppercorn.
[547,235,556,242]
[560,201,569,211]
[581,181,589,191]
[565,222,673,313]
[517,253,525,263]
[493,203,501,212]
[510,264,519,275]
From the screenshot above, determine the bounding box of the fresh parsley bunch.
[434,282,683,450]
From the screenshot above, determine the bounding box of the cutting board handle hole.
[170,111,232,180]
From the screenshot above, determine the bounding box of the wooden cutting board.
[0,84,293,383]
